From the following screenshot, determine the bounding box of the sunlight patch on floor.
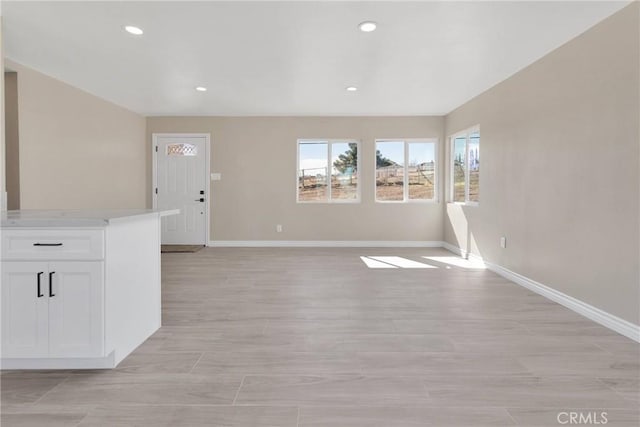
[422,256,486,269]
[360,256,398,268]
[360,256,437,269]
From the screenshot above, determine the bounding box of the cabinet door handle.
[37,272,44,298]
[49,271,56,297]
[33,243,63,247]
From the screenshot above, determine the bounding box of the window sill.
[375,199,440,204]
[296,200,361,204]
[448,201,479,207]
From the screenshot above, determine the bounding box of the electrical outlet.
[276,224,283,233]
[500,236,507,248]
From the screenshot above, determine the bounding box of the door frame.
[152,133,211,245]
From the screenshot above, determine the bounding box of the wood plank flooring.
[2,247,639,426]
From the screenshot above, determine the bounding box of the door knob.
[195,198,205,202]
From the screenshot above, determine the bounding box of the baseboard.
[1,351,116,370]
[467,252,484,264]
[441,243,640,343]
[208,240,445,248]
[442,241,468,258]
[486,261,640,342]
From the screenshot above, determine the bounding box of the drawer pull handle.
[37,272,44,298]
[33,243,63,247]
[49,272,56,297]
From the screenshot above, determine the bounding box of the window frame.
[449,126,480,206]
[374,138,439,204]
[296,139,361,204]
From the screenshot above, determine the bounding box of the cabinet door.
[48,262,104,358]
[1,262,49,358]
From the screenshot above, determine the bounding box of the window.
[297,140,359,203]
[166,143,197,156]
[450,127,480,203]
[375,139,437,202]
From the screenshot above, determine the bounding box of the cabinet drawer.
[1,230,104,260]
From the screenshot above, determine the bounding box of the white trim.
[1,351,116,370]
[486,261,640,343]
[442,244,640,343]
[442,241,467,258]
[152,133,211,244]
[467,252,484,264]
[208,240,445,248]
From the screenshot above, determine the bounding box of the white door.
[154,135,208,244]
[1,262,49,358]
[48,262,104,358]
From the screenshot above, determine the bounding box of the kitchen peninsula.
[1,209,178,369]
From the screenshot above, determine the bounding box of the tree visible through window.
[451,128,480,203]
[297,140,359,202]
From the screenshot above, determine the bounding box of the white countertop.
[1,209,180,227]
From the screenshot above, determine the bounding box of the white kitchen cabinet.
[1,229,104,260]
[1,209,177,370]
[1,261,104,359]
[48,261,104,357]
[1,262,49,358]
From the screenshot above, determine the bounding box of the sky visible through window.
[299,140,435,175]
[377,141,435,166]
[299,142,328,176]
[377,141,404,165]
[408,142,435,166]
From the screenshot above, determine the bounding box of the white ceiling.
[3,1,630,116]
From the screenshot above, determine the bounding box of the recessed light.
[124,26,144,35]
[358,21,377,32]
[195,86,208,92]
[346,86,358,92]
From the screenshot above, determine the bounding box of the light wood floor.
[2,248,639,426]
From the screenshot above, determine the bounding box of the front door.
[154,134,208,245]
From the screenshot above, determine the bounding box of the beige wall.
[444,3,639,324]
[147,116,445,241]
[7,60,147,210]
[4,72,19,209]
